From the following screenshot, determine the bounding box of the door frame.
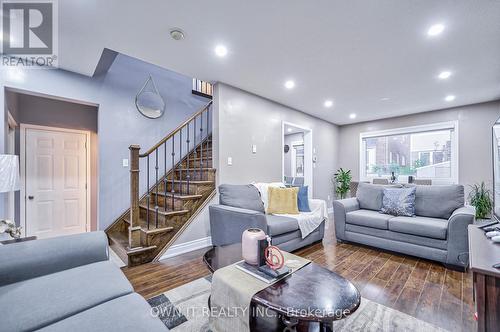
[281,121,313,197]
[6,111,18,223]
[290,140,304,177]
[20,124,91,237]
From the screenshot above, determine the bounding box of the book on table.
[235,261,291,283]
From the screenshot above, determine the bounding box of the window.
[360,122,458,184]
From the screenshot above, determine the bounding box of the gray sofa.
[209,184,325,252]
[333,183,475,269]
[0,231,167,332]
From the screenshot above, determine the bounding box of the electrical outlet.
[227,157,233,166]
[122,159,129,167]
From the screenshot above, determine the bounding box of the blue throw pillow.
[297,186,311,212]
[380,187,416,217]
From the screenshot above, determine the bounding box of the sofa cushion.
[388,216,449,240]
[297,186,311,212]
[0,261,133,331]
[38,293,167,332]
[380,187,416,217]
[346,209,392,230]
[267,187,299,214]
[356,183,402,211]
[414,185,464,219]
[266,214,299,236]
[219,184,265,213]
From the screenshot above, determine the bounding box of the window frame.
[359,121,459,184]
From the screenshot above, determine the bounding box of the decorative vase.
[241,228,266,265]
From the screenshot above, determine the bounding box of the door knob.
[28,196,34,200]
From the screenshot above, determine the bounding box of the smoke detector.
[170,29,185,41]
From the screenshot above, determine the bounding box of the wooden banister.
[139,100,212,157]
[128,144,141,249]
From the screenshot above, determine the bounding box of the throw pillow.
[297,186,311,212]
[267,187,300,214]
[380,187,416,217]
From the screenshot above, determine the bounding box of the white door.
[25,128,88,239]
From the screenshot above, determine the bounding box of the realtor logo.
[1,0,58,68]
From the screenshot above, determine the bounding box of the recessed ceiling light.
[324,100,333,108]
[214,45,228,57]
[380,97,390,101]
[427,24,445,36]
[287,128,293,133]
[444,95,456,102]
[438,71,452,79]
[169,28,185,41]
[349,113,357,119]
[284,80,295,89]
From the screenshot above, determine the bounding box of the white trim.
[282,121,313,197]
[327,207,334,214]
[20,123,92,237]
[359,121,459,184]
[160,236,213,260]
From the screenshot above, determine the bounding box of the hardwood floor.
[123,225,475,331]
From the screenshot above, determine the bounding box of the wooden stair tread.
[139,203,190,216]
[168,179,214,184]
[150,192,203,200]
[174,168,215,171]
[108,231,157,254]
[123,217,175,234]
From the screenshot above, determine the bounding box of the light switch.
[252,145,257,154]
[122,159,129,167]
[227,157,233,166]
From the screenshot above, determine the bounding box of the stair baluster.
[186,123,190,194]
[205,107,210,178]
[179,128,183,196]
[155,149,159,228]
[164,142,167,212]
[200,114,204,181]
[171,135,175,212]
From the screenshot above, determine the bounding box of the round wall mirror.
[136,76,165,119]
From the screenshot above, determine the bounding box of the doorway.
[282,122,313,196]
[21,124,90,239]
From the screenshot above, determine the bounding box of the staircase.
[106,101,215,266]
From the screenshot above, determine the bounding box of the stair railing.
[128,100,212,249]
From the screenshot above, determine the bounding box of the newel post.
[129,145,141,249]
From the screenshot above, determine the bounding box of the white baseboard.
[160,236,212,260]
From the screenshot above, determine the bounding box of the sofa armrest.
[209,205,267,246]
[333,198,359,241]
[0,231,109,286]
[446,206,476,267]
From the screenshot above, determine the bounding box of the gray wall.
[0,54,207,230]
[213,83,340,207]
[284,132,304,176]
[338,100,500,196]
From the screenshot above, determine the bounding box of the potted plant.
[333,168,352,199]
[468,182,493,220]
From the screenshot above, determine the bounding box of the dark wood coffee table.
[204,243,361,332]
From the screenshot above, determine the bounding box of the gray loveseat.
[333,183,475,269]
[0,231,167,332]
[209,184,325,251]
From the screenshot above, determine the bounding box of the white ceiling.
[55,0,500,125]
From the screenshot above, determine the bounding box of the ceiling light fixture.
[169,28,185,41]
[438,71,452,79]
[349,113,357,119]
[324,100,333,108]
[427,24,445,36]
[214,45,228,57]
[444,95,456,102]
[284,80,295,89]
